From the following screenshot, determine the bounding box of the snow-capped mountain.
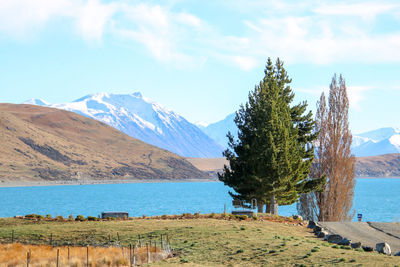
[352,127,400,157]
[200,113,400,158]
[24,93,224,158]
[200,113,237,149]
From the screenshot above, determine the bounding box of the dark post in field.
[129,244,132,267]
[56,248,59,267]
[50,233,53,246]
[146,243,150,263]
[68,246,70,262]
[11,230,14,243]
[86,246,89,267]
[26,250,31,267]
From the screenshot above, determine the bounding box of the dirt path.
[318,222,400,253]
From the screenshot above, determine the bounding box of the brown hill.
[355,153,400,177]
[188,155,400,178]
[0,104,207,183]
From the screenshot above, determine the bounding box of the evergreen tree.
[219,58,325,214]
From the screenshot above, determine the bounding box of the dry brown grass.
[0,243,169,266]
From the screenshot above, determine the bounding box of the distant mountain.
[201,115,400,158]
[353,127,400,157]
[24,93,223,158]
[0,104,207,182]
[200,113,236,149]
[355,153,400,177]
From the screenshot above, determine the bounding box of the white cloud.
[228,55,258,71]
[346,86,374,111]
[1,0,400,68]
[0,0,75,38]
[297,85,374,111]
[76,0,116,42]
[313,3,397,21]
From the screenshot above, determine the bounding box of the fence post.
[146,243,150,263]
[161,234,163,250]
[108,233,111,243]
[56,249,60,267]
[86,246,89,267]
[129,244,132,267]
[26,250,31,267]
[11,230,14,243]
[50,233,53,246]
[117,232,120,242]
[68,246,70,262]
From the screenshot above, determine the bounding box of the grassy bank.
[0,216,399,266]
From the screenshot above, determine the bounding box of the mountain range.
[200,113,400,157]
[0,104,207,183]
[24,93,400,158]
[25,93,224,158]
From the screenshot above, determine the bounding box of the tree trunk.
[270,195,278,215]
[257,201,264,213]
[265,203,270,214]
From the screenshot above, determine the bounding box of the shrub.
[68,215,74,221]
[45,214,52,220]
[75,215,85,221]
[56,215,64,221]
[36,215,44,220]
[236,249,244,254]
[209,212,216,218]
[252,215,258,220]
[25,214,38,219]
[142,215,146,219]
[236,215,248,220]
[161,215,168,219]
[87,216,98,221]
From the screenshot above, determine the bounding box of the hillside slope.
[355,153,400,177]
[188,155,400,178]
[0,104,207,183]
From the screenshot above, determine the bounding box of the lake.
[0,178,399,222]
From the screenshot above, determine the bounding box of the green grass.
[0,217,398,266]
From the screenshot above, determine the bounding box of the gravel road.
[318,222,400,253]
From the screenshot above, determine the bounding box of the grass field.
[0,215,399,266]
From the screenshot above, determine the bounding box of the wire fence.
[0,231,173,266]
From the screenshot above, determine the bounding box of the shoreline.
[0,176,399,188]
[0,178,218,188]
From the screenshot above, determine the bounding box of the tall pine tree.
[219,58,325,214]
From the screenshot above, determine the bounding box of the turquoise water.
[0,178,398,222]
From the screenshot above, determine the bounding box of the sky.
[1,0,400,134]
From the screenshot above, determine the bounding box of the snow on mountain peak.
[24,99,50,106]
[389,134,400,148]
[29,92,222,157]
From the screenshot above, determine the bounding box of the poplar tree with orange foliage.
[297,74,355,221]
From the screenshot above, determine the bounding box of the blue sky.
[1,0,400,134]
